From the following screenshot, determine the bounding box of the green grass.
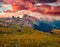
[0,26,60,47]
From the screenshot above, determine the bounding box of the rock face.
[0,14,60,32]
[0,12,60,32]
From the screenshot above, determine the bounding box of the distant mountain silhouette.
[0,14,60,32]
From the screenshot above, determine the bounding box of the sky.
[0,0,3,2]
[0,0,59,12]
[0,0,60,20]
[0,2,12,12]
[0,0,57,2]
[37,0,57,3]
[0,0,60,13]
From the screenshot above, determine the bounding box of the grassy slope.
[0,26,60,47]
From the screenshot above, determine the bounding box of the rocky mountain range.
[0,13,60,32]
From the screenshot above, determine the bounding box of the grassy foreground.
[0,25,60,47]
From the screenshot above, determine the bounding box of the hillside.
[0,0,60,47]
[0,25,60,47]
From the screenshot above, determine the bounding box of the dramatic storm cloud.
[1,0,60,14]
[0,0,3,2]
[1,0,59,3]
[37,0,57,3]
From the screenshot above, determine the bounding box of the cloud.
[37,0,57,3]
[0,0,3,2]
